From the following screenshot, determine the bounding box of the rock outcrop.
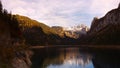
[52,26,65,37]
[52,25,89,39]
[86,4,120,44]
[12,50,33,68]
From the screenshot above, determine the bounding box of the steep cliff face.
[86,4,120,44]
[89,4,120,34]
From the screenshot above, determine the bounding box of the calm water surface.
[31,47,120,68]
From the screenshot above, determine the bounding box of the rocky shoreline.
[12,50,33,68]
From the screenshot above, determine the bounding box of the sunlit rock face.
[64,24,89,39]
[86,4,120,44]
[52,25,89,39]
[64,30,79,38]
[70,24,89,34]
[52,26,65,37]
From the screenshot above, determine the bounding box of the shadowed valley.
[0,0,120,68]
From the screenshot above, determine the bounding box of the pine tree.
[0,0,3,13]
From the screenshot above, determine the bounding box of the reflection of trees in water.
[33,48,120,68]
[41,49,65,68]
[41,48,92,68]
[92,51,120,68]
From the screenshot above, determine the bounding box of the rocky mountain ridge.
[52,24,89,39]
[85,4,120,44]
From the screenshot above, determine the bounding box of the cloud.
[2,0,120,27]
[89,0,120,17]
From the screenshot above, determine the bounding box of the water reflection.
[92,50,120,68]
[31,47,120,68]
[40,48,94,68]
[47,48,93,68]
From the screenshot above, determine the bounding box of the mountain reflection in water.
[31,47,120,68]
[46,48,93,68]
[32,48,94,68]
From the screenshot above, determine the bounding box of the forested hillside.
[13,15,76,45]
[0,1,28,67]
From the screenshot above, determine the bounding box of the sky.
[2,0,120,27]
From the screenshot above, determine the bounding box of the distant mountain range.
[14,3,120,45]
[52,25,89,39]
[1,1,120,46]
[13,15,87,45]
